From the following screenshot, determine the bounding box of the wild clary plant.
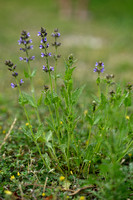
[4,28,133,199]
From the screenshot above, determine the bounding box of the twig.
[0,117,17,150]
[66,185,95,196]
[43,177,48,193]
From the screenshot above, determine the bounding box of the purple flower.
[95,62,98,67]
[93,67,104,73]
[37,32,41,36]
[100,67,104,73]
[48,53,51,57]
[20,79,24,86]
[19,57,23,61]
[29,39,32,43]
[46,43,49,48]
[42,65,48,72]
[29,45,33,49]
[41,37,47,43]
[11,83,16,88]
[31,56,35,60]
[27,32,30,37]
[50,66,54,71]
[18,38,23,45]
[12,72,18,77]
[95,61,104,67]
[93,67,98,72]
[41,52,45,57]
[39,44,44,49]
[57,33,61,37]
[42,65,46,70]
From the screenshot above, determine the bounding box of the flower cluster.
[51,28,61,48]
[51,28,61,60]
[93,61,104,74]
[38,27,51,57]
[5,60,24,88]
[38,27,54,72]
[18,30,35,62]
[42,65,54,72]
[106,74,114,85]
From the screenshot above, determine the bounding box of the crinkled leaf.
[46,118,55,130]
[44,153,51,168]
[45,130,52,143]
[62,180,71,190]
[20,92,37,108]
[35,124,44,141]
[72,85,85,105]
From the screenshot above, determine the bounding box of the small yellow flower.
[2,130,6,134]
[70,171,73,175]
[60,121,63,125]
[89,160,91,164]
[17,172,20,176]
[79,196,85,200]
[85,140,88,145]
[126,116,130,120]
[0,126,2,130]
[84,110,88,116]
[25,123,29,126]
[10,175,15,180]
[66,196,69,199]
[128,153,132,157]
[42,192,45,197]
[4,190,12,195]
[59,176,65,181]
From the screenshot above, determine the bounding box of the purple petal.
[100,67,105,73]
[93,67,98,72]
[27,32,30,37]
[19,57,23,61]
[37,32,41,36]
[20,79,24,84]
[50,66,54,71]
[95,62,98,67]
[41,53,45,57]
[29,39,32,44]
[11,83,15,88]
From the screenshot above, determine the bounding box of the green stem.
[26,50,41,125]
[16,80,49,170]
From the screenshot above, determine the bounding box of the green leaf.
[24,70,30,78]
[44,153,51,168]
[35,124,44,141]
[94,115,101,125]
[37,93,43,106]
[46,118,55,130]
[30,68,37,78]
[86,115,93,126]
[21,92,37,107]
[96,77,100,85]
[19,95,28,106]
[45,130,52,143]
[72,85,85,105]
[21,127,33,140]
[124,93,132,107]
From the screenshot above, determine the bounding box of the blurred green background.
[0,0,133,104]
